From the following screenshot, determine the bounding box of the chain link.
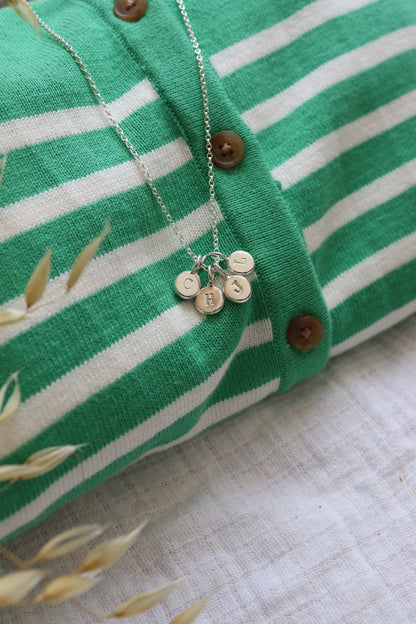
[27,0,221,264]
[175,0,220,255]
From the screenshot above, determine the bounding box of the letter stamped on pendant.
[175,249,254,314]
[175,271,201,299]
[195,286,224,314]
[227,250,255,275]
[224,275,251,302]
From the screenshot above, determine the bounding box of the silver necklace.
[29,0,255,315]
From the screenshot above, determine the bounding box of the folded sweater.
[0,0,415,543]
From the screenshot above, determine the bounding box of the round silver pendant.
[175,271,201,299]
[224,275,251,303]
[227,250,255,275]
[195,286,224,315]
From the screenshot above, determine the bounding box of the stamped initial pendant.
[174,250,255,315]
[175,270,201,299]
[223,274,251,302]
[227,250,255,275]
[175,255,204,300]
[195,265,224,314]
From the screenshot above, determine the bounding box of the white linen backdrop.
[1,314,415,624]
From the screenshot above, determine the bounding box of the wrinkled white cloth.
[2,314,415,624]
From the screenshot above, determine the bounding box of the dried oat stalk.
[169,595,212,624]
[77,521,147,573]
[25,444,86,472]
[25,248,52,309]
[0,371,21,424]
[0,247,52,326]
[0,464,40,483]
[0,569,46,606]
[6,0,40,36]
[0,519,209,623]
[0,444,85,484]
[0,216,111,328]
[30,524,105,563]
[0,308,26,326]
[67,217,111,292]
[105,578,185,618]
[34,571,102,605]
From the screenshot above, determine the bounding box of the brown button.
[114,0,147,21]
[211,131,245,169]
[287,315,324,351]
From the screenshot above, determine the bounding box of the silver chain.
[27,0,221,264]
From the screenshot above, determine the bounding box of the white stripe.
[0,137,192,243]
[210,0,377,78]
[0,80,159,153]
[303,158,416,254]
[0,202,222,347]
[127,319,274,453]
[0,328,277,541]
[140,378,280,458]
[271,90,416,188]
[330,300,416,357]
[323,232,416,311]
[243,26,416,134]
[0,304,202,459]
[0,291,266,461]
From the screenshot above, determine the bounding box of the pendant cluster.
[175,250,255,315]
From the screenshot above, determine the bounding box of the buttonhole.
[300,327,312,340]
[219,142,234,157]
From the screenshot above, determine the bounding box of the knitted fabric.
[0,0,415,543]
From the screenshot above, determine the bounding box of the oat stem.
[72,597,104,622]
[75,450,86,515]
[0,545,30,570]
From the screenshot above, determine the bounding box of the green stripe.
[0,342,277,544]
[221,0,405,114]
[330,260,416,346]
[257,50,416,172]
[2,291,269,466]
[120,342,278,454]
[0,158,211,304]
[199,0,314,57]
[314,187,416,286]
[0,312,274,524]
[0,99,179,206]
[0,228,221,395]
[0,0,149,120]
[283,116,416,229]
[1,0,415,545]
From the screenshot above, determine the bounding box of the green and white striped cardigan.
[0,0,415,544]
